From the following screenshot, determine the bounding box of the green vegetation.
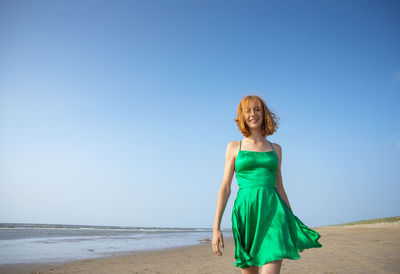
[330,216,400,226]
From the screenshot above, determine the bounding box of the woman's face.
[243,101,263,129]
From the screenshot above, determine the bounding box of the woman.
[212,95,322,274]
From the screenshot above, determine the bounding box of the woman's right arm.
[212,141,237,256]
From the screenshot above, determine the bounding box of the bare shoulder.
[226,140,241,156]
[270,142,282,160]
[271,142,282,153]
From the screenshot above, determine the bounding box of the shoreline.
[0,227,223,267]
[0,238,229,274]
[1,223,399,273]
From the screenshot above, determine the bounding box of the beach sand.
[1,222,399,274]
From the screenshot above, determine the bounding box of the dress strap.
[268,140,275,152]
[239,140,242,151]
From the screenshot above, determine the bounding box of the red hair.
[234,95,280,137]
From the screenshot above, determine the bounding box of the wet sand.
[1,222,399,274]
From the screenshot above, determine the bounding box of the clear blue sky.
[0,0,399,229]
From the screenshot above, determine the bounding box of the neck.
[244,132,266,144]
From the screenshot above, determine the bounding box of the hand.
[212,229,224,256]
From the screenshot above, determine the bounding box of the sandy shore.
[1,223,399,274]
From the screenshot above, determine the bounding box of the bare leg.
[260,259,282,274]
[241,265,259,274]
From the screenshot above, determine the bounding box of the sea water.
[0,223,232,265]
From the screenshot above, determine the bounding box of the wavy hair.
[234,95,280,137]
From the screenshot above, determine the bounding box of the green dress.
[231,140,322,268]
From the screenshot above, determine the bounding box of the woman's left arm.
[275,144,293,211]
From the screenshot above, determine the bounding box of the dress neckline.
[239,139,276,153]
[240,150,275,153]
